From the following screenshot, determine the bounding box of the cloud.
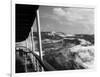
[53,8,66,16]
[53,7,94,22]
[52,7,94,31]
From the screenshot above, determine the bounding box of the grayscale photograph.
[15,4,94,73]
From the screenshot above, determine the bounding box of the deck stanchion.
[30,19,37,71]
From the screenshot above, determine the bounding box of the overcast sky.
[38,6,94,34]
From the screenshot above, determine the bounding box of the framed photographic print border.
[11,0,95,77]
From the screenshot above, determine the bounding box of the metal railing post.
[30,26,37,71]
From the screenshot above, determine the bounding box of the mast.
[36,9,43,61]
[36,9,43,71]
